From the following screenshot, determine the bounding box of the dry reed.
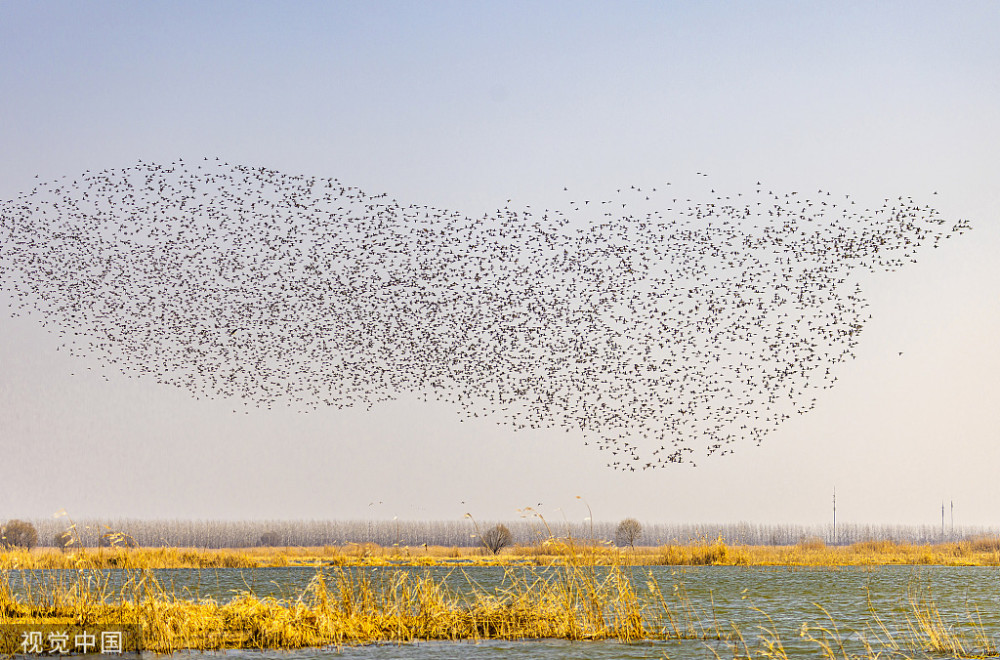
[0,561,994,657]
[7,536,1000,571]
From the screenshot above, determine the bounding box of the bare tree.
[615,518,642,549]
[481,523,513,554]
[259,531,282,547]
[54,530,74,550]
[1,520,39,549]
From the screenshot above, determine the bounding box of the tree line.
[2,517,994,550]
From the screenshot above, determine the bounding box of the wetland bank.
[4,520,1000,658]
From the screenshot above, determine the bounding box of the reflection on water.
[6,566,1000,659]
[171,639,689,659]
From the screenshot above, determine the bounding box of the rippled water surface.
[8,566,1000,659]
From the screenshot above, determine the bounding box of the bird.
[0,161,967,470]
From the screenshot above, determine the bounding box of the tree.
[99,531,138,548]
[1,519,39,549]
[481,523,512,554]
[615,518,642,549]
[259,531,282,547]
[54,530,74,550]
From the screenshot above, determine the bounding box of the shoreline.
[3,537,1000,569]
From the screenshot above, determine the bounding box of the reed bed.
[6,536,1000,570]
[706,591,999,660]
[0,563,995,657]
[0,564,688,652]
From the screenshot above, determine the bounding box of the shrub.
[851,539,897,554]
[481,524,512,555]
[658,545,686,565]
[98,531,138,548]
[1,519,39,549]
[259,531,282,547]
[797,536,827,551]
[54,530,74,550]
[615,518,642,548]
[966,536,1000,552]
[690,537,745,565]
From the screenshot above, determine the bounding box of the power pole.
[941,501,945,538]
[832,487,837,546]
[951,501,954,539]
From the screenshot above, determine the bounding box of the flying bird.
[0,160,967,469]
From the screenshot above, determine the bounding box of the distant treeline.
[16,518,998,549]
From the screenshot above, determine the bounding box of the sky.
[0,1,998,528]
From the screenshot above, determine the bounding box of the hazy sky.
[1,1,997,527]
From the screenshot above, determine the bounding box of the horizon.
[10,514,993,550]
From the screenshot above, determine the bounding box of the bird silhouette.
[0,160,968,469]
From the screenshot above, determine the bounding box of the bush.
[693,538,745,565]
[797,536,826,551]
[98,531,138,548]
[966,535,1000,552]
[54,530,74,550]
[657,545,687,565]
[615,518,642,548]
[259,531,282,547]
[851,539,897,554]
[481,524,512,555]
[1,519,39,549]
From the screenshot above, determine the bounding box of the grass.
[5,536,1000,570]
[0,563,684,652]
[0,562,996,657]
[4,527,1000,655]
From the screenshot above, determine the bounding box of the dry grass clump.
[8,536,1000,570]
[653,538,751,566]
[645,539,1000,567]
[2,565,996,657]
[796,536,826,551]
[963,535,1000,552]
[703,590,998,660]
[0,547,263,570]
[0,564,690,651]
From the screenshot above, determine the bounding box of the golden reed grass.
[5,536,1000,570]
[0,564,690,652]
[0,563,994,658]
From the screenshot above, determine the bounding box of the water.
[6,566,1000,658]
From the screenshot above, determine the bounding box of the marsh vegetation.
[9,517,994,550]
[4,517,1000,656]
[1,562,998,658]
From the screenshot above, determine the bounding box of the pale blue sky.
[1,1,998,527]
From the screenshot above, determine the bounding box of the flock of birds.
[0,159,969,469]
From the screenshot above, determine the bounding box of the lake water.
[6,565,1000,658]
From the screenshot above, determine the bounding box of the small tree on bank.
[259,531,282,547]
[54,530,74,550]
[481,524,513,554]
[615,518,642,549]
[1,519,39,549]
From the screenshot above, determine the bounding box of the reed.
[0,564,699,651]
[8,535,1000,570]
[1,562,995,657]
[702,596,997,660]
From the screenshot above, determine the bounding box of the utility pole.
[951,501,954,539]
[941,501,945,538]
[832,487,837,546]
